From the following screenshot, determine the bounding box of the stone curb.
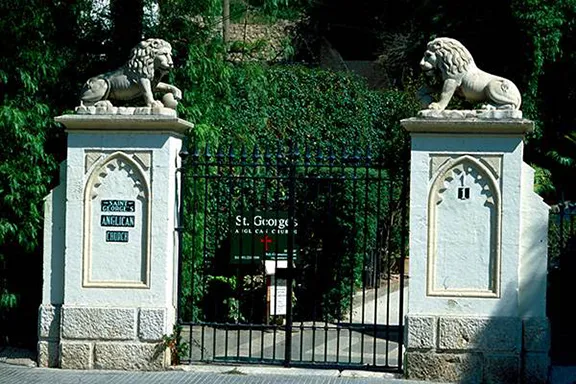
[170,364,407,380]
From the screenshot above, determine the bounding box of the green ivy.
[512,0,574,136]
[170,35,417,322]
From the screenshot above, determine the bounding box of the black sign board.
[106,231,129,243]
[101,200,135,213]
[231,212,298,264]
[100,215,135,227]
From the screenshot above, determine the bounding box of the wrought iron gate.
[548,202,576,364]
[177,143,408,372]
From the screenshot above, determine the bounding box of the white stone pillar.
[38,114,193,369]
[401,116,550,383]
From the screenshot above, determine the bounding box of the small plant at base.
[162,324,189,365]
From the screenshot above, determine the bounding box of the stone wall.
[38,305,170,370]
[228,20,294,61]
[405,315,549,383]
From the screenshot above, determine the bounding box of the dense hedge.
[174,39,419,322]
[172,38,418,157]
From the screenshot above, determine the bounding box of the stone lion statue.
[419,37,521,111]
[79,38,182,109]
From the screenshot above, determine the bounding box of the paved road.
[3,362,576,384]
[345,282,407,325]
[184,286,407,368]
[0,363,442,384]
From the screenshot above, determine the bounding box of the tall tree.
[110,0,145,66]
[0,0,93,346]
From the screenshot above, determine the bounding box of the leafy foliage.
[169,32,416,321]
[0,0,81,345]
[4,0,576,351]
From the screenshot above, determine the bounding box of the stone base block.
[55,306,172,370]
[522,352,549,384]
[438,317,521,352]
[61,306,136,340]
[404,315,549,383]
[37,341,59,368]
[138,308,167,341]
[60,306,169,342]
[523,317,550,352]
[60,342,93,370]
[39,304,61,339]
[94,342,169,370]
[484,353,520,383]
[405,351,482,383]
[405,315,435,349]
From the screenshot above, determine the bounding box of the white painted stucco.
[402,118,548,319]
[39,115,194,369]
[408,133,524,316]
[42,162,66,305]
[429,155,500,296]
[62,131,183,312]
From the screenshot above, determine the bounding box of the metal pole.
[284,144,297,367]
[176,140,189,324]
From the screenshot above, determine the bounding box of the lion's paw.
[428,102,444,111]
[94,100,114,109]
[150,100,165,109]
[162,93,178,109]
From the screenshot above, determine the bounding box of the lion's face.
[153,46,174,73]
[419,38,472,80]
[125,39,174,79]
[420,49,438,76]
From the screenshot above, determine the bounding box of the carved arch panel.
[83,152,151,287]
[427,155,501,297]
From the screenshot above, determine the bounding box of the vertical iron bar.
[335,146,344,365]
[356,148,367,365]
[225,144,236,360]
[397,161,409,372]
[261,145,271,361]
[360,147,371,366]
[176,143,187,324]
[213,145,223,361]
[324,147,336,364]
[284,143,296,367]
[385,172,394,366]
[346,147,356,364]
[202,144,212,361]
[298,145,310,364]
[312,146,323,364]
[189,146,199,363]
[272,145,281,361]
[373,151,383,367]
[176,140,188,360]
[247,146,257,361]
[235,145,245,361]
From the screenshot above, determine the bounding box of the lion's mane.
[126,38,172,80]
[426,37,474,79]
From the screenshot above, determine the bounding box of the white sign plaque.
[269,277,287,316]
